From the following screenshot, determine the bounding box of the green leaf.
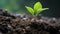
[34,2,42,13]
[36,8,49,16]
[25,6,34,16]
[25,1,49,17]
[36,8,42,16]
[42,8,49,11]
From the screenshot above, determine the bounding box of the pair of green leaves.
[25,2,49,16]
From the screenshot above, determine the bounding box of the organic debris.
[0,9,60,34]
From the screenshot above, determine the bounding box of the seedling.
[25,2,49,17]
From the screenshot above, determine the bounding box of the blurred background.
[0,0,60,17]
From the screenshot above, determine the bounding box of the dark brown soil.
[0,9,60,34]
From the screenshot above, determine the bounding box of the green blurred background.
[0,0,39,14]
[0,0,60,17]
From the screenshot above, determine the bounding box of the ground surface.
[0,10,60,34]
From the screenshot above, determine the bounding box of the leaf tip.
[25,6,27,8]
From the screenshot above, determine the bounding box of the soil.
[0,9,60,34]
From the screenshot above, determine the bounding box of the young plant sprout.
[25,2,49,17]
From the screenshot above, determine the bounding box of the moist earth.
[0,9,60,34]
